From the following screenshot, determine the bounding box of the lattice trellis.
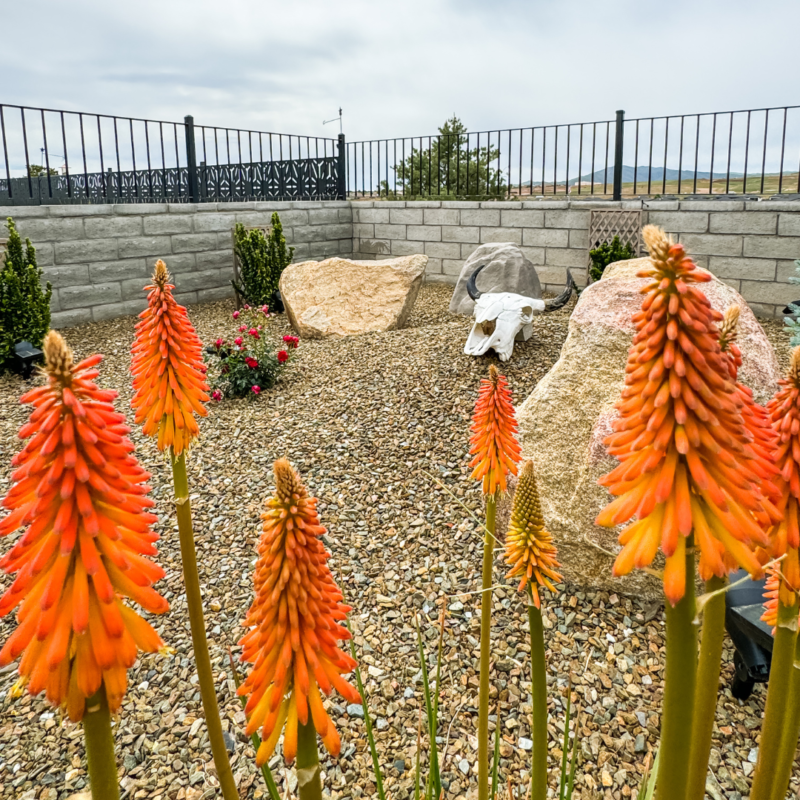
[587,209,643,269]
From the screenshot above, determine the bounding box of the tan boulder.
[280,255,427,339]
[502,256,780,599]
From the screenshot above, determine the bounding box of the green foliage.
[0,217,52,371]
[232,212,295,306]
[588,235,635,282]
[783,259,800,346]
[27,164,59,177]
[379,116,507,199]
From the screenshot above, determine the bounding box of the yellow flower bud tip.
[274,457,303,501]
[718,305,740,353]
[152,258,170,287]
[42,330,75,385]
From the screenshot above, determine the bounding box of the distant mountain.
[569,165,744,185]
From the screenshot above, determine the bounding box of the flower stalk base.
[296,718,323,800]
[83,685,120,800]
[478,494,496,800]
[527,596,548,800]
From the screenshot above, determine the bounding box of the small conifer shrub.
[232,212,294,306]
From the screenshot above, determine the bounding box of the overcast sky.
[2,0,796,143]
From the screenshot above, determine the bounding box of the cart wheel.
[732,651,755,700]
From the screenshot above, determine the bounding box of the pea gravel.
[0,284,797,800]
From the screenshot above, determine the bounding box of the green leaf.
[558,680,573,800]
[491,705,501,800]
[415,616,441,800]
[641,748,659,800]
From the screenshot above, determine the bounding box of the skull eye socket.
[522,306,533,316]
[480,319,496,336]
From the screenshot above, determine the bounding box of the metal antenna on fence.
[323,107,343,134]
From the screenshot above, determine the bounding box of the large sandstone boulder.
[280,255,427,339]
[504,257,780,599]
[449,243,542,315]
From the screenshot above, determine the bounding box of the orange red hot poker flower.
[505,460,562,608]
[0,332,168,721]
[131,260,209,455]
[469,365,522,495]
[238,459,360,765]
[595,226,775,605]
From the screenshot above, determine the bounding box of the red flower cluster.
[277,350,289,364]
[283,335,299,349]
[245,357,258,369]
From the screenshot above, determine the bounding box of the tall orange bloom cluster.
[131,260,209,455]
[238,459,360,765]
[0,332,168,720]
[596,225,774,605]
[765,347,800,606]
[504,460,562,607]
[469,365,522,495]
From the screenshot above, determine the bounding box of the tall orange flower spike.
[505,460,562,608]
[596,225,772,605]
[469,365,522,495]
[131,260,209,455]
[765,347,800,607]
[0,331,168,721]
[238,459,360,765]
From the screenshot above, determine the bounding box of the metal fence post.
[612,109,625,200]
[184,114,199,203]
[337,133,346,200]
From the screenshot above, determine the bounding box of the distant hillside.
[569,165,744,185]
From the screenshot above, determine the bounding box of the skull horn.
[466,264,487,301]
[544,270,575,311]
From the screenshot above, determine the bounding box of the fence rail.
[0,104,345,204]
[346,104,800,200]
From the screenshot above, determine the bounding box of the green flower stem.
[296,718,323,800]
[686,575,727,800]
[527,594,548,800]
[83,684,120,800]
[751,596,800,800]
[770,634,800,800]
[478,494,497,800]
[656,542,697,800]
[171,451,239,800]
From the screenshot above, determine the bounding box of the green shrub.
[784,258,800,346]
[588,235,635,282]
[0,217,52,371]
[231,212,294,306]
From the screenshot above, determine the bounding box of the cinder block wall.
[352,199,800,317]
[2,201,353,328]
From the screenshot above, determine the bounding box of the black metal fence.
[0,104,345,205]
[346,104,800,200]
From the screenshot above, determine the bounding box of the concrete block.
[337,208,353,222]
[0,206,50,218]
[743,236,800,259]
[442,201,480,209]
[322,223,353,240]
[569,229,589,249]
[88,259,148,284]
[34,243,54,266]
[776,260,800,284]
[442,259,463,276]
[170,233,218,253]
[121,277,151,300]
[407,225,442,242]
[172,269,223,293]
[114,203,166,215]
[740,280,796,306]
[338,240,352,255]
[524,200,568,210]
[173,291,199,305]
[519,247,545,265]
[60,282,122,310]
[142,215,193,235]
[353,223,375,238]
[354,208,390,224]
[389,208,423,225]
[748,302,779,319]
[404,201,441,209]
[679,233,742,257]
[709,212,777,235]
[678,201,745,212]
[15,217,85,242]
[480,201,517,209]
[442,226,480,243]
[522,228,569,248]
[708,257,776,282]
[749,201,800,212]
[55,238,118,264]
[500,210,545,228]
[374,224,407,240]
[50,205,112,217]
[353,201,375,209]
[84,216,143,238]
[48,288,61,313]
[537,266,571,285]
[647,212,709,233]
[425,257,442,273]
[42,265,90,289]
[779,214,800,236]
[233,212,278,227]
[115,236,172,259]
[424,241,461,259]
[481,227,522,245]
[357,239,391,255]
[544,210,590,229]
[166,252,201,272]
[195,251,229,270]
[253,201,295,212]
[460,243,480,260]
[92,298,147,322]
[192,213,236,233]
[545,248,588,268]
[306,208,340,224]
[390,240,421,256]
[215,201,255,211]
[309,241,340,258]
[291,226,329,244]
[643,200,680,211]
[460,209,500,227]
[423,208,460,225]
[198,286,235,303]
[51,308,92,328]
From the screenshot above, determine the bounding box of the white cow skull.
[463,264,574,362]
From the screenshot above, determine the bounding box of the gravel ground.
[0,283,797,800]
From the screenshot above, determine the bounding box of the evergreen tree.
[232,212,294,306]
[0,217,52,371]
[380,116,507,199]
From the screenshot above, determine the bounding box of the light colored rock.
[503,256,780,599]
[449,242,542,315]
[280,254,427,339]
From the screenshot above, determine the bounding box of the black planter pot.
[271,289,285,314]
[12,341,44,379]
